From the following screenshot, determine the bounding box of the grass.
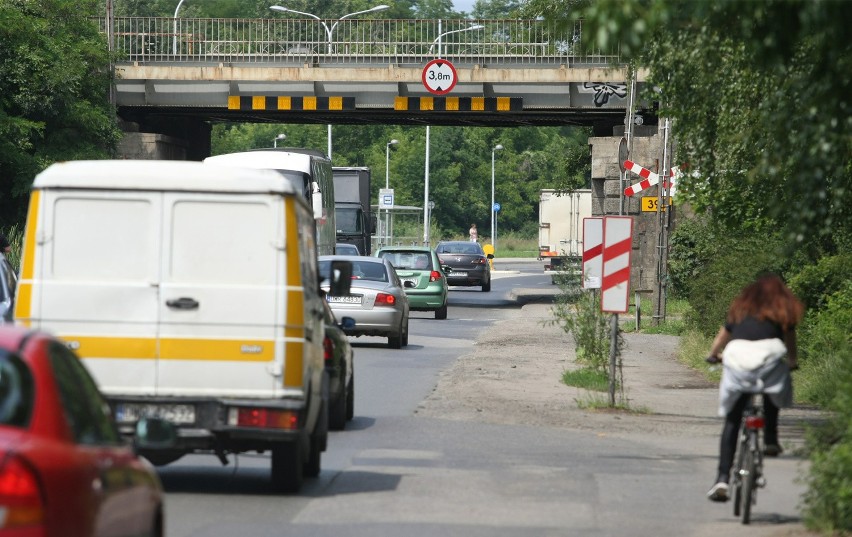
[562,367,609,391]
[575,393,651,413]
[621,296,689,336]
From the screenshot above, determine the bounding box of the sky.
[453,0,477,14]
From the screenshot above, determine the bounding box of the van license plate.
[327,295,362,304]
[114,403,196,424]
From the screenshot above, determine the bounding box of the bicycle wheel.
[741,435,756,524]
[733,434,747,517]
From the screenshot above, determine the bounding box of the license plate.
[448,272,466,278]
[327,295,362,304]
[114,403,196,424]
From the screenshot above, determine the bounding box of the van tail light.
[323,336,335,362]
[374,293,396,306]
[228,408,299,430]
[745,415,765,430]
[429,271,442,282]
[0,454,46,528]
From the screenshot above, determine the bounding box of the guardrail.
[100,17,620,66]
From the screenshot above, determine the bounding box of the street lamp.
[491,144,503,251]
[173,0,189,54]
[429,23,485,56]
[269,4,390,159]
[273,133,286,148]
[384,139,398,245]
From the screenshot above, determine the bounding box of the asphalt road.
[157,260,815,537]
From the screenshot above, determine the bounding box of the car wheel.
[388,330,402,349]
[435,303,448,319]
[345,374,354,421]
[402,318,409,346]
[482,278,491,292]
[271,441,303,494]
[329,388,347,431]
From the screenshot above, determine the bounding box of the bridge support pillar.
[116,117,211,161]
[589,125,675,323]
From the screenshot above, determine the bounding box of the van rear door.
[33,190,162,395]
[156,193,283,397]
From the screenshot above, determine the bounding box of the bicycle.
[731,393,767,524]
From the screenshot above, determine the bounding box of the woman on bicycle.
[705,273,804,502]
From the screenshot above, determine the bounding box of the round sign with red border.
[422,59,458,95]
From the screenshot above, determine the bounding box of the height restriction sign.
[422,59,458,95]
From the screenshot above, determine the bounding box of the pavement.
[419,266,823,536]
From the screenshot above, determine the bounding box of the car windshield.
[0,351,34,428]
[437,243,482,255]
[379,252,432,270]
[319,260,388,283]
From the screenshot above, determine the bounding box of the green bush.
[683,232,786,338]
[800,283,852,533]
[788,253,852,312]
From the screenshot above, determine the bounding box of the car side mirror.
[369,215,377,234]
[486,253,494,259]
[403,280,416,288]
[328,260,353,297]
[442,265,453,274]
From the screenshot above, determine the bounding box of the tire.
[388,331,402,349]
[329,388,347,431]
[733,435,747,517]
[303,435,321,478]
[435,303,448,319]
[482,278,491,292]
[741,442,756,524]
[271,442,303,494]
[401,318,409,346]
[345,374,354,421]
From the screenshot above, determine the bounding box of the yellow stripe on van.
[160,338,274,361]
[284,341,304,386]
[283,197,305,388]
[14,191,40,323]
[60,336,157,359]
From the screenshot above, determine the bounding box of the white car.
[319,255,410,349]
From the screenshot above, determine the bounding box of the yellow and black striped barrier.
[227,96,355,111]
[395,96,522,112]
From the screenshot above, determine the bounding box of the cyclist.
[705,273,804,502]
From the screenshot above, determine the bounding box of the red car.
[0,326,164,537]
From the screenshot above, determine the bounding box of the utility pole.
[654,118,672,325]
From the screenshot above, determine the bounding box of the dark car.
[435,241,493,292]
[321,300,355,430]
[0,325,164,536]
[375,246,449,319]
[335,243,361,256]
[0,254,16,323]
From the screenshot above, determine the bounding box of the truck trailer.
[333,167,375,256]
[539,189,593,283]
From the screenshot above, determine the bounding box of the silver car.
[319,256,410,349]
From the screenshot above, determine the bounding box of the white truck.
[538,189,592,283]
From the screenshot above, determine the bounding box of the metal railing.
[101,17,620,67]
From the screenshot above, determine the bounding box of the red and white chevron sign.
[601,216,633,313]
[582,217,603,289]
[622,160,679,197]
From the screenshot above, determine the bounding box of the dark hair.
[0,235,9,251]
[726,273,805,331]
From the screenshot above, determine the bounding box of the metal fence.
[101,17,619,66]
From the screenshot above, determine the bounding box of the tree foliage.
[567,0,852,258]
[0,0,121,227]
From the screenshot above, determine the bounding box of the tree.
[563,0,852,258]
[0,0,121,228]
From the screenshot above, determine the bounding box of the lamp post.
[491,144,503,250]
[422,22,484,246]
[173,0,188,54]
[270,4,390,159]
[384,139,398,245]
[273,133,286,148]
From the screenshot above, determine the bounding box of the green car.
[375,246,449,319]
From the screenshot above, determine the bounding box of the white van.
[204,149,336,256]
[14,160,341,493]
